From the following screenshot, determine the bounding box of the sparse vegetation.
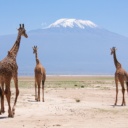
[81,85,84,88]
[10,76,114,90]
[75,98,81,102]
[74,84,77,87]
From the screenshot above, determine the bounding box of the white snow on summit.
[47,18,98,29]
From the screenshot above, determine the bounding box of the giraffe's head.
[33,46,37,54]
[18,24,28,38]
[110,47,117,55]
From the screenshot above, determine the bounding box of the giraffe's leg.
[37,81,41,102]
[119,76,126,106]
[114,75,118,106]
[121,85,126,106]
[5,81,13,117]
[35,81,38,101]
[120,82,125,106]
[1,84,5,113]
[42,80,45,102]
[12,74,19,115]
[0,87,2,114]
[126,82,128,95]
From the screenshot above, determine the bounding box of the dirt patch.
[0,76,128,128]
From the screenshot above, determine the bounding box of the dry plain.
[0,75,128,128]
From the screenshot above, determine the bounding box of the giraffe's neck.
[35,52,39,64]
[113,51,121,68]
[9,33,21,58]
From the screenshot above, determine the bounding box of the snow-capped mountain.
[0,18,128,75]
[47,18,98,29]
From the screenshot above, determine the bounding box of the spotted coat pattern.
[0,24,28,117]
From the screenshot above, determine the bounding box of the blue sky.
[0,0,128,37]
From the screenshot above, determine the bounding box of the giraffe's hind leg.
[5,80,13,117]
[1,84,5,113]
[0,87,2,114]
[119,75,126,106]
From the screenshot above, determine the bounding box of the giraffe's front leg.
[37,84,40,102]
[121,87,126,106]
[35,81,38,101]
[36,80,41,102]
[12,74,19,116]
[114,76,118,106]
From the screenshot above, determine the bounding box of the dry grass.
[14,75,115,90]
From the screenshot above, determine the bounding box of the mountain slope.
[0,19,128,75]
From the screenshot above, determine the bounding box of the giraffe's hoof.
[8,113,14,118]
[121,103,124,106]
[12,108,15,115]
[1,109,5,113]
[121,103,126,106]
[1,111,5,113]
[123,103,126,106]
[8,110,14,118]
[35,98,38,101]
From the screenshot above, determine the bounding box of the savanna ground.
[1,75,128,128]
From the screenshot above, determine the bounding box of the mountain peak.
[47,18,98,29]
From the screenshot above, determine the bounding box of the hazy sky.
[0,0,128,37]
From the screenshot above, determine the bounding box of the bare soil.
[0,76,128,128]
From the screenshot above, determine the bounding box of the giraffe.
[111,47,128,106]
[33,46,46,102]
[0,24,28,117]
